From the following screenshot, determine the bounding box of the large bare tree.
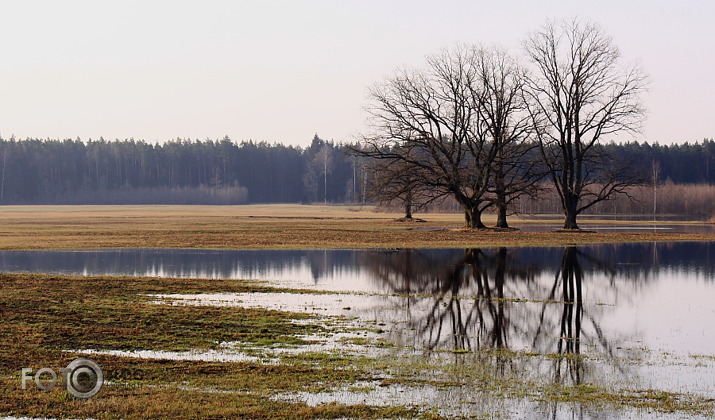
[359,46,494,228]
[523,20,647,229]
[473,47,543,228]
[358,45,538,229]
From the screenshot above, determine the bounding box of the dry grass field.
[0,204,711,250]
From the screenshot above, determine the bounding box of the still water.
[3,244,715,418]
[2,245,715,355]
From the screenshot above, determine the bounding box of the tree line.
[0,134,712,208]
[0,135,360,205]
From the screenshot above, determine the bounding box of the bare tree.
[523,20,647,229]
[364,149,439,219]
[358,46,495,228]
[473,47,543,228]
[358,45,540,229]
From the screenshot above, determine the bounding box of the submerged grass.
[0,273,419,419]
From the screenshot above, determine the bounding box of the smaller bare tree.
[364,149,439,219]
[472,47,545,228]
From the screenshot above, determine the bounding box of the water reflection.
[359,247,629,390]
[2,244,715,361]
[357,248,603,350]
[359,248,523,352]
[2,243,715,287]
[8,244,713,417]
[131,244,714,418]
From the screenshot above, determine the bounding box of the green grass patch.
[0,273,421,419]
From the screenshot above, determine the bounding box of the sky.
[0,0,712,147]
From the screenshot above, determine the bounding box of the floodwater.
[4,244,715,418]
[519,223,715,233]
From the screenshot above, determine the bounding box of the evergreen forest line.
[0,135,713,215]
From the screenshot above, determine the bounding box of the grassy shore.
[0,204,711,250]
[0,273,423,419]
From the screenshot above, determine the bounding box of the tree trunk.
[563,198,580,230]
[495,200,509,228]
[404,202,413,219]
[494,168,509,228]
[465,205,486,229]
[404,190,413,219]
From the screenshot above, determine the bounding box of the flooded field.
[520,223,715,234]
[2,243,715,418]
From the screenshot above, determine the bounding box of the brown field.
[0,204,711,250]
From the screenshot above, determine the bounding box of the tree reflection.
[360,246,628,390]
[539,247,623,420]
[550,246,586,390]
[558,247,583,355]
[360,248,537,352]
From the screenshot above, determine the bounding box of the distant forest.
[0,134,714,210]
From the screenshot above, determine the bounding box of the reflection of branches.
[529,247,623,358]
[540,247,627,420]
[554,247,585,385]
[472,248,508,350]
[360,246,640,401]
[361,248,536,352]
[354,245,661,419]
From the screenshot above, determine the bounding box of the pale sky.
[0,0,712,147]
